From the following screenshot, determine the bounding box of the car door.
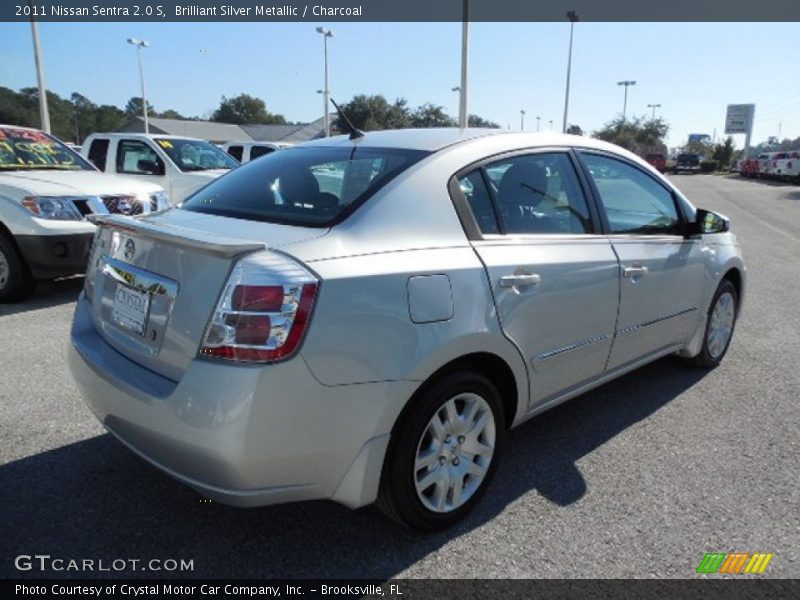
[454,150,621,407]
[113,138,169,193]
[578,151,706,371]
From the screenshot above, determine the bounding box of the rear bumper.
[68,295,409,508]
[16,233,93,279]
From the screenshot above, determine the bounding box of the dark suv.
[674,153,700,174]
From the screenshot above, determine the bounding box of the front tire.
[0,233,35,303]
[685,280,738,368]
[377,371,505,530]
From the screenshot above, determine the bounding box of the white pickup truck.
[221,141,290,163]
[82,133,239,203]
[0,124,168,302]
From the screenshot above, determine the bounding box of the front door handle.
[622,264,649,279]
[499,273,541,288]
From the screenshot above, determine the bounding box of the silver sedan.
[69,129,745,530]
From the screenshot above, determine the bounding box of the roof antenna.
[330,98,365,140]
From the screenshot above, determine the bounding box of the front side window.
[116,140,164,175]
[154,138,239,172]
[483,152,593,235]
[582,152,681,235]
[0,126,94,171]
[182,146,428,226]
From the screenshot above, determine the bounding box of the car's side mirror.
[138,159,165,176]
[690,208,730,235]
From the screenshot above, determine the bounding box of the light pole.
[520,110,525,131]
[617,80,636,121]
[562,10,579,133]
[29,1,50,133]
[127,38,150,134]
[549,119,554,131]
[458,0,469,128]
[316,27,334,137]
[647,103,662,120]
[536,116,541,132]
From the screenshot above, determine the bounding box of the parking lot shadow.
[0,277,83,317]
[2,358,705,579]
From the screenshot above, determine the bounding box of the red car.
[644,153,667,172]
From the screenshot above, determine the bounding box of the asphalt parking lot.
[1,175,798,579]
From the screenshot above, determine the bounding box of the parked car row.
[0,123,299,301]
[739,151,800,182]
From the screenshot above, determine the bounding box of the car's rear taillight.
[199,251,319,363]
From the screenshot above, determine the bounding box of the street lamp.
[549,119,554,131]
[520,109,525,131]
[617,80,636,121]
[647,103,662,120]
[316,27,334,137]
[127,38,150,134]
[561,10,579,133]
[536,116,541,132]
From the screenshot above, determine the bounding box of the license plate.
[112,283,150,336]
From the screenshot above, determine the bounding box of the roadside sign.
[725,104,755,134]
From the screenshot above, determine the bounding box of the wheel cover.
[413,392,496,513]
[708,291,735,358]
[0,249,9,290]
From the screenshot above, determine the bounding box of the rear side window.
[457,170,499,234]
[182,146,429,226]
[226,145,243,161]
[250,146,275,159]
[87,138,109,171]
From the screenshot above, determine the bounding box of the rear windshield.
[677,153,699,164]
[182,145,429,226]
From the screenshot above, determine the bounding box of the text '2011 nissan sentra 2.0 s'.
[69,129,745,530]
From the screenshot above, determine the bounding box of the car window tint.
[488,152,593,235]
[116,140,163,175]
[182,146,428,226]
[457,170,499,234]
[226,145,243,161]
[88,139,109,171]
[582,153,681,235]
[250,146,275,159]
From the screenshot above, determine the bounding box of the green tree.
[410,103,456,128]
[157,109,185,119]
[468,114,500,128]
[334,94,411,131]
[124,96,155,118]
[593,115,669,156]
[211,93,286,125]
[566,124,584,136]
[712,137,735,169]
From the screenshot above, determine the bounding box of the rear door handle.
[499,273,541,288]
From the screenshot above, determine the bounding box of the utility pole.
[29,1,50,133]
[562,10,579,133]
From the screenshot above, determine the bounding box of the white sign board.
[725,104,755,135]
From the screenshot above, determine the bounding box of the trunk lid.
[86,209,328,381]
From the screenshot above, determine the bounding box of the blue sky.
[2,21,799,148]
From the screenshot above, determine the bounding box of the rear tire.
[0,233,36,303]
[377,371,505,530]
[684,280,738,368]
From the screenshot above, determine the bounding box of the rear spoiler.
[88,214,266,258]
